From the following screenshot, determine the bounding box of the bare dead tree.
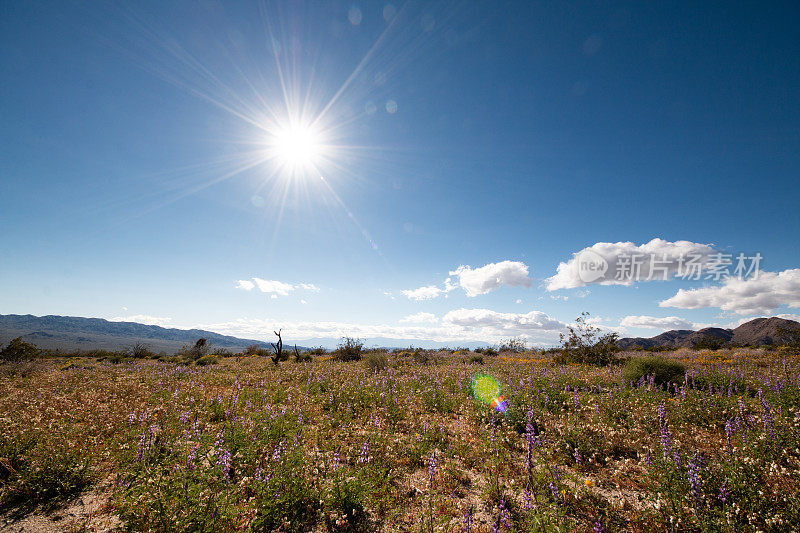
[271,329,286,365]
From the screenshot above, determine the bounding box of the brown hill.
[731,317,800,346]
[617,317,800,349]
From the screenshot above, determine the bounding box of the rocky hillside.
[618,317,800,349]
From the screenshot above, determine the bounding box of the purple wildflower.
[724,418,734,452]
[186,445,198,470]
[687,451,705,506]
[462,506,473,533]
[758,389,776,441]
[427,451,437,483]
[216,448,232,482]
[358,439,370,463]
[657,401,674,462]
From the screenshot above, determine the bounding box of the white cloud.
[253,278,295,296]
[450,261,532,297]
[545,238,716,290]
[237,278,321,297]
[235,280,256,291]
[620,315,697,330]
[110,315,174,327]
[402,285,444,300]
[442,308,565,333]
[660,269,800,315]
[399,312,439,324]
[197,307,567,344]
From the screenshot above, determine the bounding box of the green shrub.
[0,337,39,362]
[294,351,312,363]
[412,350,433,365]
[0,439,91,509]
[499,338,527,352]
[621,356,685,386]
[694,337,725,351]
[364,351,389,371]
[555,312,619,366]
[325,475,369,531]
[333,337,363,362]
[196,355,220,366]
[307,346,327,355]
[469,354,484,365]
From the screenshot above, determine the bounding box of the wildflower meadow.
[1,347,799,531]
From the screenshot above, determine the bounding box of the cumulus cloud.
[236,278,319,297]
[442,308,565,332]
[198,308,567,345]
[545,238,716,290]
[235,280,256,291]
[660,269,800,315]
[402,285,445,301]
[399,312,438,324]
[450,261,532,297]
[619,315,697,330]
[110,315,174,327]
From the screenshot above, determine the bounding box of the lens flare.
[470,374,507,413]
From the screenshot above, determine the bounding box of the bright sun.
[272,125,322,170]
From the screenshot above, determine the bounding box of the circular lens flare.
[470,374,507,413]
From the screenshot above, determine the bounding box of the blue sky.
[2,1,799,347]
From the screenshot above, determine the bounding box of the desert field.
[1,348,799,532]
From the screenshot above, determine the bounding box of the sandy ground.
[0,485,119,533]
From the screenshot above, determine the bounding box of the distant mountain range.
[0,314,279,354]
[617,317,800,349]
[3,314,797,355]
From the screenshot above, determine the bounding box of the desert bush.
[364,350,389,371]
[621,356,686,386]
[293,345,312,363]
[178,338,209,360]
[306,346,327,355]
[126,342,153,359]
[213,348,234,357]
[325,474,369,531]
[195,355,220,366]
[555,312,619,366]
[694,337,725,351]
[412,350,433,365]
[499,337,527,353]
[0,337,39,362]
[333,337,363,362]
[469,354,484,365]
